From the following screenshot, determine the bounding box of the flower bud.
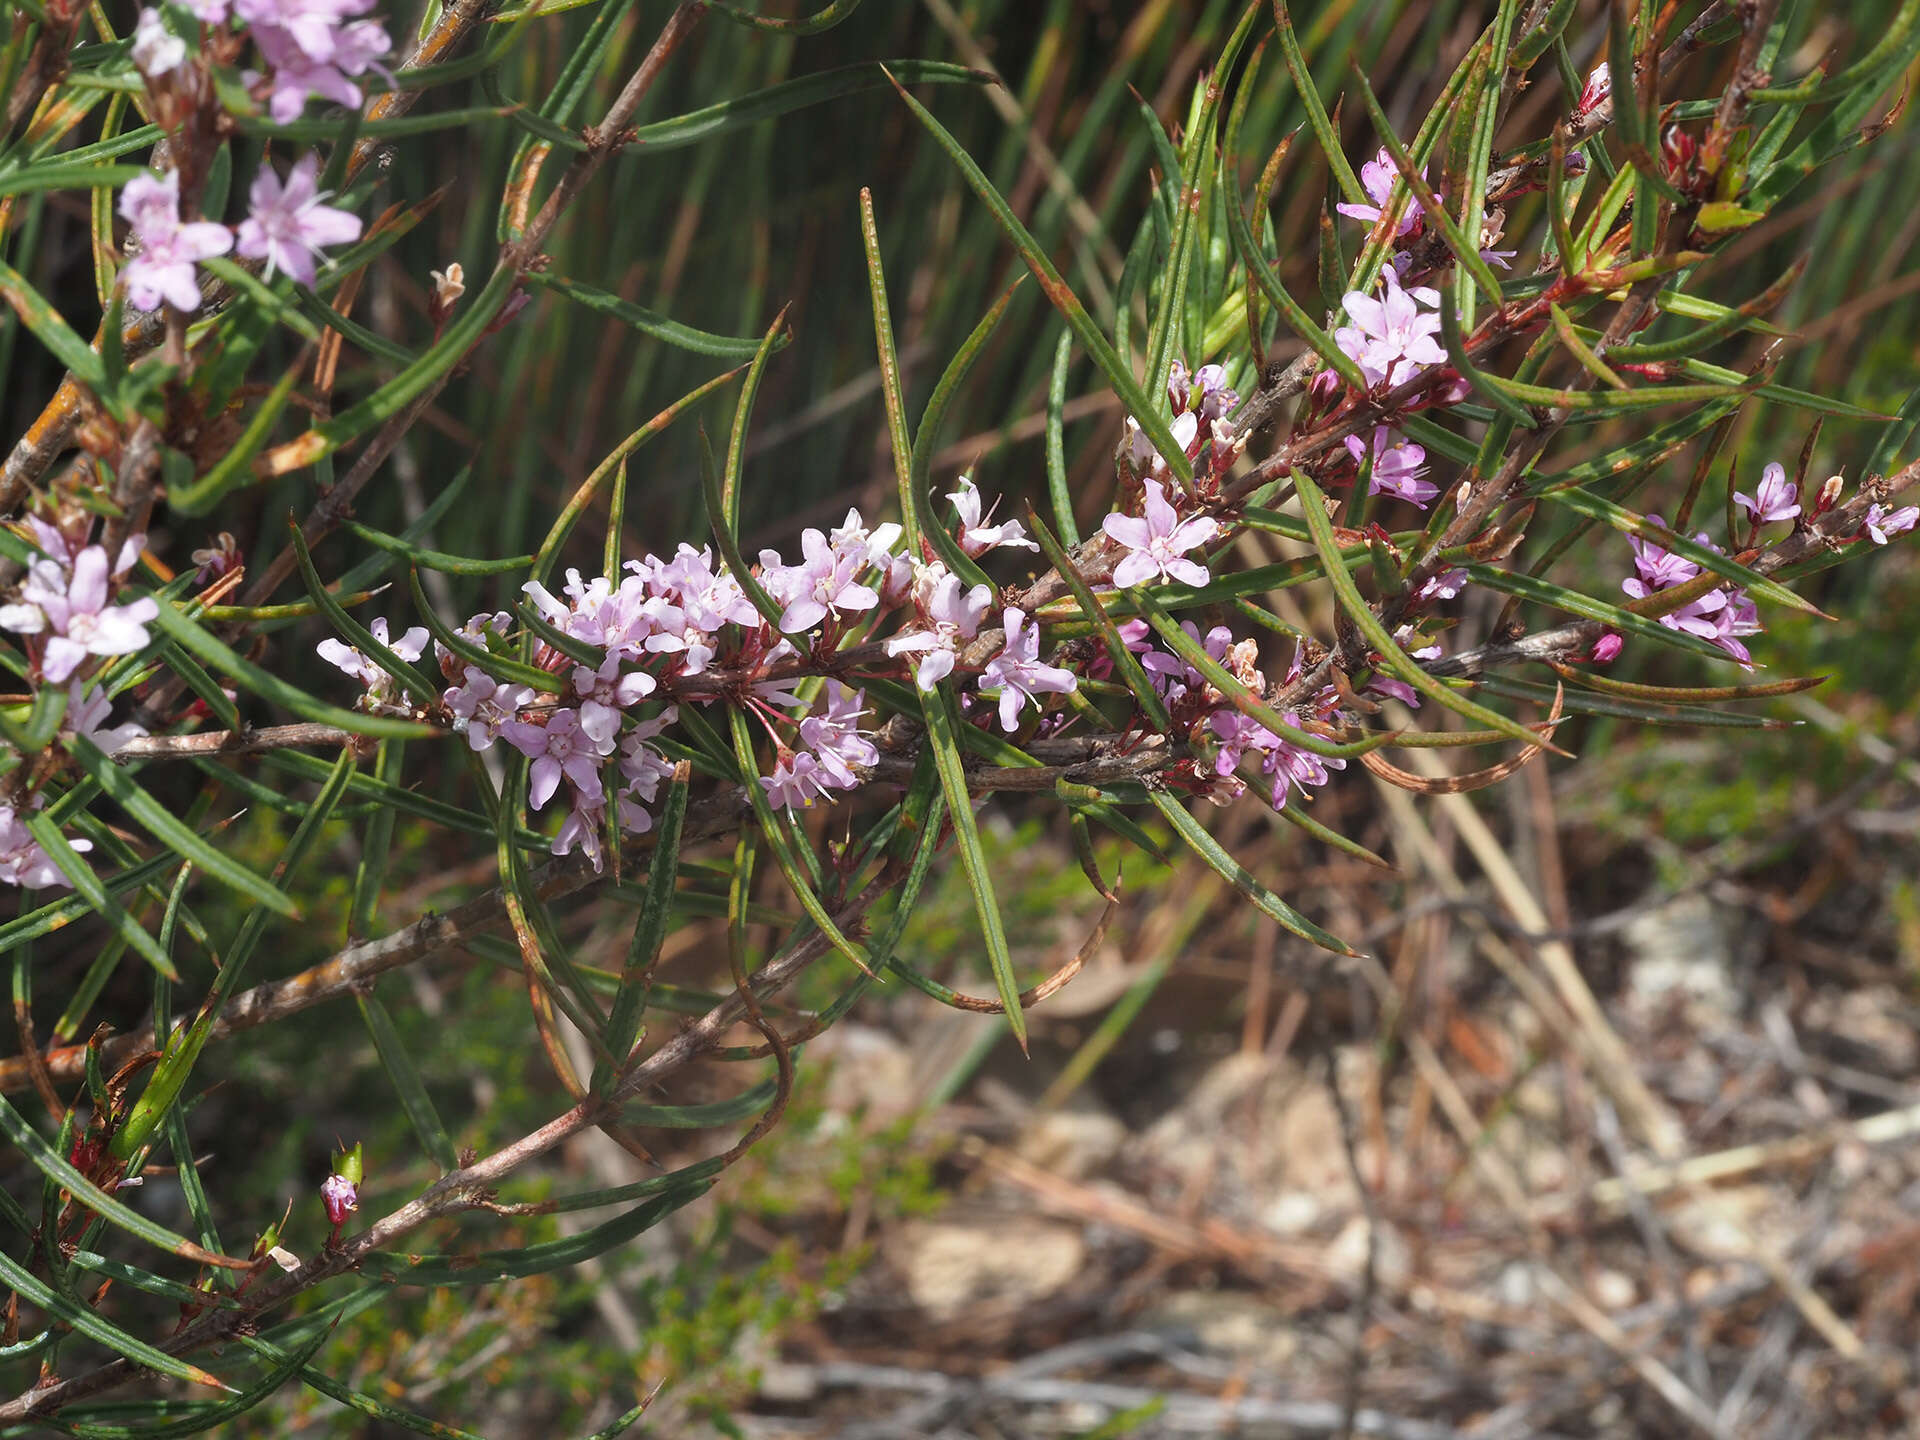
[1814,474,1846,516]
[321,1172,359,1227]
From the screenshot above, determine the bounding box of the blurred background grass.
[9,0,1920,1433]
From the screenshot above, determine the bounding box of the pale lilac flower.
[552,800,606,871]
[191,533,241,585]
[1415,568,1470,603]
[444,668,533,752]
[1,547,160,684]
[828,508,903,571]
[235,154,361,286]
[761,751,836,811]
[316,617,427,708]
[1336,147,1424,238]
[65,683,147,755]
[246,3,391,123]
[320,1173,358,1227]
[616,709,677,833]
[0,804,88,890]
[1735,462,1801,525]
[132,8,186,77]
[1865,502,1919,545]
[1190,364,1238,420]
[1345,427,1437,508]
[978,608,1078,733]
[502,709,610,810]
[1123,409,1200,479]
[795,684,879,790]
[183,0,230,20]
[886,564,993,691]
[1209,709,1282,777]
[1621,516,1703,597]
[760,528,880,635]
[118,170,233,314]
[571,656,656,747]
[1620,518,1760,667]
[1263,739,1345,806]
[1334,270,1446,389]
[948,476,1038,556]
[1102,477,1219,588]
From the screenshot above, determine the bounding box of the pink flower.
[760,751,835,811]
[1345,427,1436,508]
[1334,270,1446,389]
[0,546,160,684]
[1336,147,1424,238]
[615,708,676,833]
[65,682,147,755]
[235,154,362,286]
[978,608,1078,732]
[1734,462,1801,525]
[796,684,879,786]
[444,667,533,752]
[552,799,607,871]
[118,170,232,313]
[1865,502,1919,545]
[1621,516,1703,596]
[132,8,186,76]
[243,0,391,123]
[571,655,656,747]
[886,564,993,691]
[948,476,1038,556]
[760,528,880,635]
[501,708,610,810]
[0,804,88,890]
[1168,361,1238,419]
[1589,632,1624,663]
[1415,568,1470,603]
[316,617,428,708]
[1102,477,1219,589]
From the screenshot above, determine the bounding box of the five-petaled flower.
[501,709,612,811]
[1102,477,1219,589]
[235,154,362,286]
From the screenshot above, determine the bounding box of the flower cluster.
[1621,515,1761,667]
[316,478,1090,870]
[1120,361,1244,492]
[1113,618,1348,810]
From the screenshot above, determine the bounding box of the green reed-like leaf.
[1150,790,1355,954]
[0,1245,233,1395]
[595,763,688,1095]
